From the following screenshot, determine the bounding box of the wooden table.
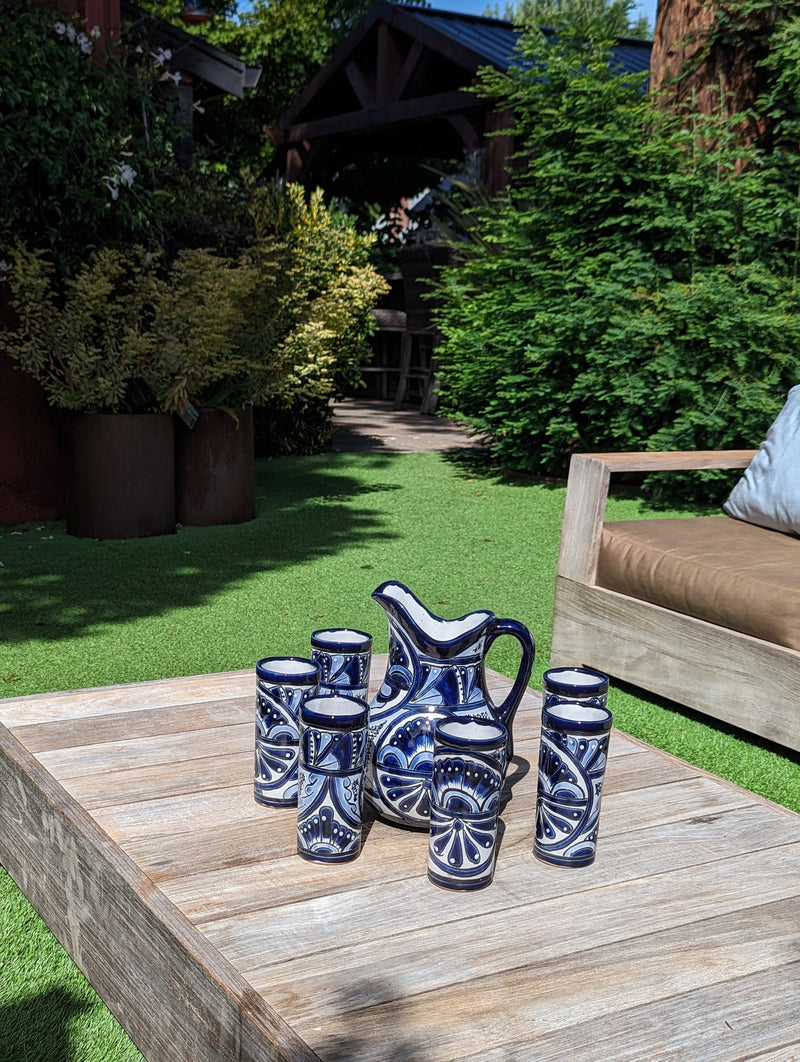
[2,658,799,1061]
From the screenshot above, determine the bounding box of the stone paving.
[329,398,485,454]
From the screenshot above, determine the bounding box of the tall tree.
[650,0,787,146]
[502,0,651,38]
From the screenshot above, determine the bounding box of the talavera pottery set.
[254,580,612,888]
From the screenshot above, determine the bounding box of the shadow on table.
[312,976,433,1062]
[0,987,87,1062]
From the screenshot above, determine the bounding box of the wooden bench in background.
[550,449,800,754]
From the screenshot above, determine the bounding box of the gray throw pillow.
[723,385,800,537]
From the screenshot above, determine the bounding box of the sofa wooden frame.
[550,450,800,754]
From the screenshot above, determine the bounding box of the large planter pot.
[67,413,176,539]
[175,406,255,527]
[0,353,66,523]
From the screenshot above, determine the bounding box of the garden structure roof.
[121,1,262,98]
[269,0,652,193]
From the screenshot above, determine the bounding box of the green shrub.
[1,186,387,426]
[432,23,800,501]
[0,0,171,275]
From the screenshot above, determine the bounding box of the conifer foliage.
[432,12,800,499]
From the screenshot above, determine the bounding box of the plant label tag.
[179,402,199,429]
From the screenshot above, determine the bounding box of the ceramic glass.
[427,717,507,891]
[254,657,320,808]
[311,627,372,702]
[542,667,609,712]
[534,700,612,867]
[297,695,369,864]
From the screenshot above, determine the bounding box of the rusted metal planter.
[175,406,255,527]
[67,413,176,539]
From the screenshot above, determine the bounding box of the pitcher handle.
[483,618,535,755]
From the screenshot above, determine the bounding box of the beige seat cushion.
[597,515,800,652]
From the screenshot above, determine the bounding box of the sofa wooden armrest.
[550,450,800,754]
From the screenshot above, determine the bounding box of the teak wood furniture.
[2,660,799,1060]
[550,450,800,754]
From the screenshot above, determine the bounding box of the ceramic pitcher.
[366,581,534,828]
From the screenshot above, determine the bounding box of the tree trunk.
[650,0,778,147]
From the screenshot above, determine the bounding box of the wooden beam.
[345,60,375,108]
[282,89,481,143]
[447,112,481,152]
[387,39,424,104]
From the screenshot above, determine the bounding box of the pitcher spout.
[371,580,493,658]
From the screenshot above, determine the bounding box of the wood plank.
[13,697,253,753]
[552,577,800,752]
[0,669,252,727]
[161,801,800,927]
[38,722,252,777]
[0,720,318,1062]
[256,898,800,1060]
[467,964,800,1061]
[199,842,800,980]
[56,751,253,810]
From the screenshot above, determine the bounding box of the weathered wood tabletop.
[2,657,799,1061]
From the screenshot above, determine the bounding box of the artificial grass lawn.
[2,449,799,1060]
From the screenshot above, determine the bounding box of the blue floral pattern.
[535,722,610,867]
[297,714,368,864]
[254,679,312,807]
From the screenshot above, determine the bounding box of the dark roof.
[271,1,653,190]
[387,3,652,76]
[121,2,262,98]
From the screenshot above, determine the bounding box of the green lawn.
[2,449,798,1060]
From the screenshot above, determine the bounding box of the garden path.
[329,398,485,453]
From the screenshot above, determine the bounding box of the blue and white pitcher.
[366,581,534,828]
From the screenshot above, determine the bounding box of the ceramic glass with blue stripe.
[311,628,372,702]
[535,700,612,868]
[254,657,320,808]
[427,718,507,891]
[297,695,369,863]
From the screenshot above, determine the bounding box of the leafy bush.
[1,186,386,425]
[432,22,800,501]
[0,1,171,274]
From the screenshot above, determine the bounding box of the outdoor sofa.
[550,387,800,755]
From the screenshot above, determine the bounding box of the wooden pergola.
[269,2,652,196]
[268,1,520,195]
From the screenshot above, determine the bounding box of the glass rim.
[435,717,507,749]
[542,700,612,732]
[543,666,609,695]
[301,694,369,729]
[256,656,319,683]
[310,627,373,651]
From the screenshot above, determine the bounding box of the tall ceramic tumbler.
[254,657,320,808]
[297,695,369,863]
[542,667,609,712]
[310,628,372,702]
[428,718,507,891]
[534,700,613,867]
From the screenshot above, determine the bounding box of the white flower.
[103,162,137,200]
[118,163,137,186]
[0,260,8,272]
[165,70,182,85]
[151,47,172,65]
[90,25,101,38]
[54,20,67,34]
[78,32,92,54]
[66,24,76,42]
